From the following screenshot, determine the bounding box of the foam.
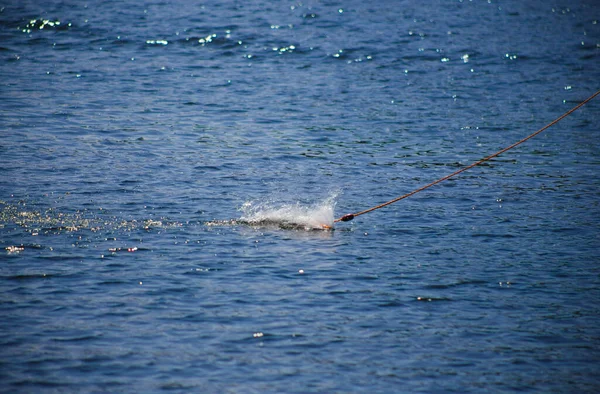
[238,193,337,230]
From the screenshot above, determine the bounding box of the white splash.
[239,193,337,230]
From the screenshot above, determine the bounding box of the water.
[1,0,600,392]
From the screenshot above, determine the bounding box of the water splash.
[234,192,338,230]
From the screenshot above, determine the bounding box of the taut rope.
[335,89,600,223]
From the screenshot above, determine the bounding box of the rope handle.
[335,89,600,223]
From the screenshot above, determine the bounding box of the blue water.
[1,0,600,392]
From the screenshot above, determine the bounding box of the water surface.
[1,0,600,392]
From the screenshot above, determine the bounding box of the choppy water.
[1,0,600,392]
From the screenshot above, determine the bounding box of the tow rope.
[335,89,600,223]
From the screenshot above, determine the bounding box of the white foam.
[239,193,337,230]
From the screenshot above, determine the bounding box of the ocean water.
[1,0,600,392]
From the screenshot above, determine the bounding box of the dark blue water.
[1,0,600,392]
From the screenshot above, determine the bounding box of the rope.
[335,89,600,223]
